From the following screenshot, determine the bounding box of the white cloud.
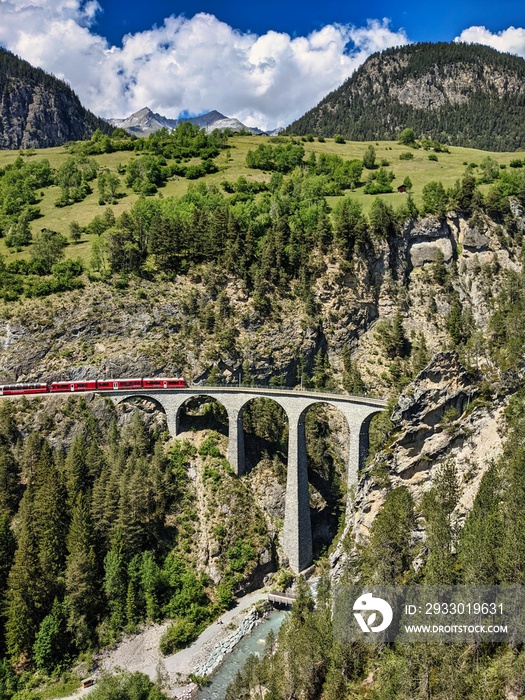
[0,2,410,129]
[455,25,525,58]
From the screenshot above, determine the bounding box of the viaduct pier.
[108,386,387,573]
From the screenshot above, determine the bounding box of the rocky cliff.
[0,48,112,149]
[331,350,507,578]
[0,205,520,395]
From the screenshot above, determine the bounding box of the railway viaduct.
[108,386,387,573]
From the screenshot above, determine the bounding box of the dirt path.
[54,589,269,700]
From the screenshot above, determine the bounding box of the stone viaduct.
[108,387,387,573]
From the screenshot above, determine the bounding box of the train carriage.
[49,381,98,393]
[108,378,143,390]
[0,377,188,395]
[142,377,187,389]
[1,383,48,395]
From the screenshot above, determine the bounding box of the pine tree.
[447,294,469,345]
[391,311,408,358]
[86,439,107,482]
[342,347,366,395]
[140,551,160,622]
[65,433,90,503]
[124,411,151,458]
[5,486,49,659]
[125,580,139,631]
[104,531,128,631]
[430,251,447,288]
[65,493,99,649]
[116,459,149,556]
[20,432,44,481]
[291,575,314,625]
[422,460,459,585]
[0,443,21,516]
[0,510,15,585]
[411,332,430,376]
[458,462,502,584]
[360,487,415,584]
[33,441,68,583]
[33,599,68,673]
[496,438,525,584]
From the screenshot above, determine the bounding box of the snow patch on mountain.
[109,107,268,136]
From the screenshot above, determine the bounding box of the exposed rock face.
[0,48,111,149]
[288,42,525,150]
[462,228,489,251]
[403,215,455,266]
[331,352,507,579]
[391,351,474,428]
[410,239,453,266]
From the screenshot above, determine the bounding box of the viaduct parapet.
[108,387,386,574]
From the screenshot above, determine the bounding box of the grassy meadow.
[0,134,522,265]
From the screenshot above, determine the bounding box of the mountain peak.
[287,41,525,151]
[131,106,155,117]
[110,107,264,136]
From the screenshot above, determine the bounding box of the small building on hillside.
[397,184,407,193]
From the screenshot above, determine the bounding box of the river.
[197,609,288,700]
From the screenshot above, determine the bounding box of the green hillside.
[0,131,522,273]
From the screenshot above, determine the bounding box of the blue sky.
[93,0,525,47]
[0,1,524,129]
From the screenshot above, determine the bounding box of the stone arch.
[176,394,228,436]
[298,401,351,558]
[115,394,167,414]
[237,396,290,475]
[114,394,170,432]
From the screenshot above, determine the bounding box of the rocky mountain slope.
[0,48,112,149]
[288,42,525,150]
[0,202,517,394]
[110,107,265,136]
[331,350,507,577]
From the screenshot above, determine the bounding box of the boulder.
[410,238,453,267]
[463,227,489,251]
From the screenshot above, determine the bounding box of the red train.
[0,378,187,396]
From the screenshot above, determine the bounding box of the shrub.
[198,436,222,458]
[398,128,417,146]
[52,259,84,278]
[160,618,199,655]
[89,671,170,699]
